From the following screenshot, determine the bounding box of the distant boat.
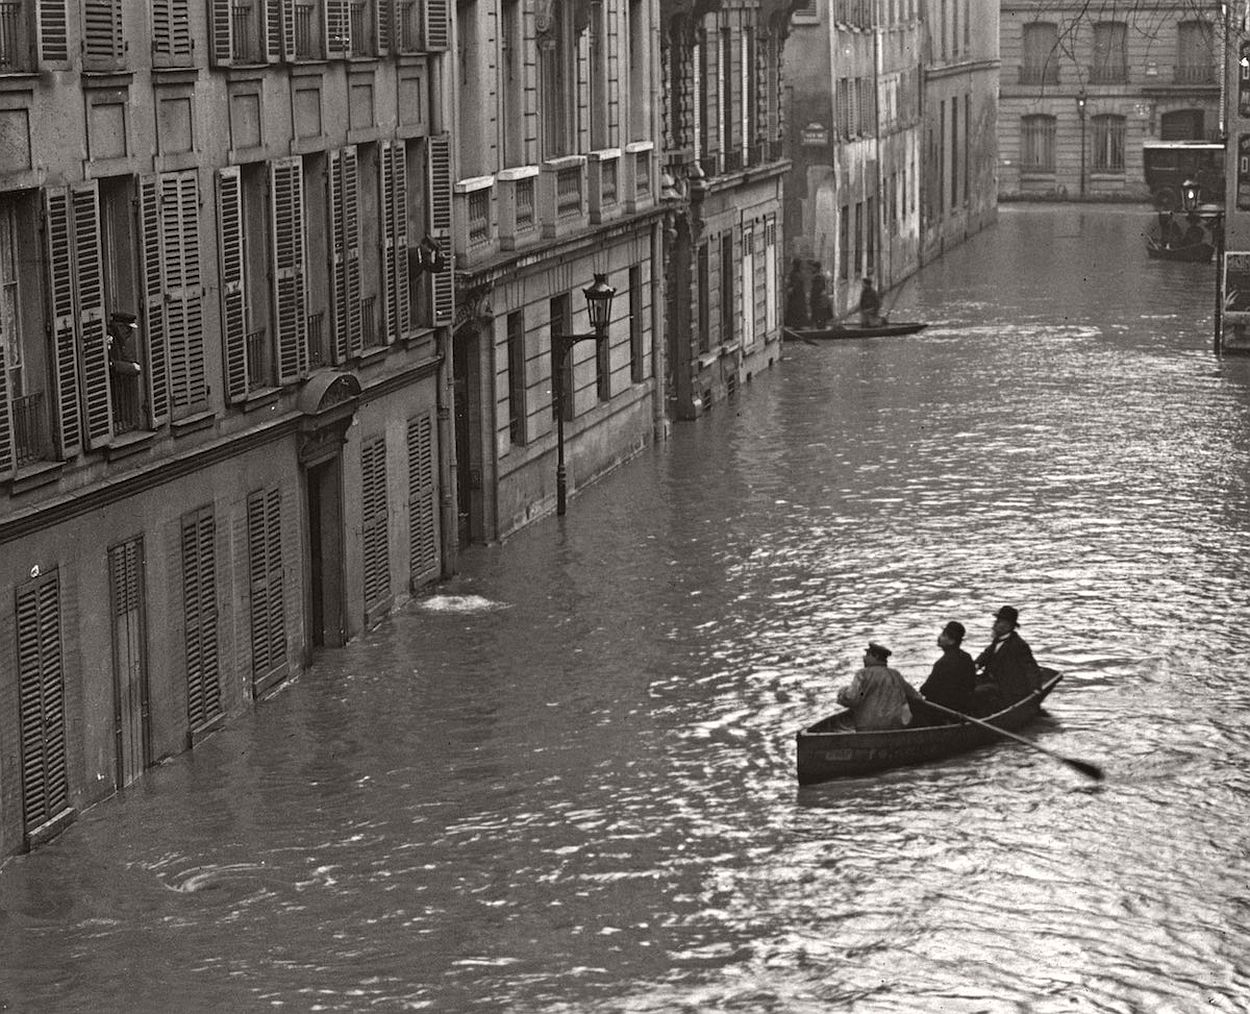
[1145,235,1214,262]
[1145,210,1218,263]
[784,321,929,341]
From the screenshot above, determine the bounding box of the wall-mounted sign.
[800,122,829,146]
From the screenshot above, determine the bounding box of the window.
[407,412,438,583]
[152,0,194,69]
[628,266,644,383]
[741,228,755,347]
[854,201,863,276]
[1092,114,1126,172]
[764,217,777,334]
[950,97,958,210]
[1021,114,1057,172]
[697,242,710,353]
[839,205,850,281]
[83,0,126,71]
[0,0,69,71]
[181,505,222,734]
[355,143,383,349]
[719,232,734,344]
[537,0,576,159]
[0,193,50,473]
[1177,21,1214,85]
[550,293,572,420]
[246,486,288,692]
[507,310,527,443]
[1091,22,1127,84]
[361,435,390,614]
[501,0,524,166]
[1021,23,1058,84]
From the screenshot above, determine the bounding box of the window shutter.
[210,0,234,65]
[0,336,13,478]
[270,157,309,383]
[16,571,69,835]
[326,0,351,56]
[83,0,125,70]
[37,0,70,66]
[182,506,222,730]
[424,0,449,50]
[376,0,392,56]
[216,168,248,402]
[72,183,113,449]
[139,176,170,427]
[152,0,193,68]
[265,0,291,61]
[43,189,82,459]
[381,140,410,343]
[165,171,207,409]
[407,412,438,583]
[426,134,454,326]
[362,436,391,613]
[329,147,363,359]
[247,487,287,684]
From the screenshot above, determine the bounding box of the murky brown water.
[2,205,1249,1012]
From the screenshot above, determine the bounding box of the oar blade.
[1067,757,1105,781]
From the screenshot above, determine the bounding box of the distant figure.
[912,621,977,724]
[973,606,1041,711]
[858,276,882,327]
[837,642,923,731]
[809,269,833,328]
[107,312,141,376]
[785,259,809,327]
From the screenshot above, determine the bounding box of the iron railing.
[468,188,490,244]
[12,391,45,464]
[1175,64,1215,85]
[515,180,535,229]
[0,2,24,72]
[1088,64,1128,84]
[110,370,143,435]
[294,3,316,57]
[246,327,266,388]
[361,294,378,347]
[307,310,327,367]
[231,4,262,62]
[350,2,369,56]
[556,166,583,218]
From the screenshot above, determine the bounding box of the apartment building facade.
[0,0,455,856]
[999,1,1220,201]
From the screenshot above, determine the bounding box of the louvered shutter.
[72,183,113,449]
[424,0,449,50]
[152,0,193,68]
[328,147,362,359]
[246,487,287,685]
[139,177,170,427]
[0,337,13,478]
[376,0,392,56]
[43,189,82,459]
[426,134,454,325]
[362,437,391,612]
[167,171,207,408]
[270,157,309,383]
[182,506,222,730]
[37,0,70,66]
[265,0,293,61]
[209,0,233,65]
[407,412,438,583]
[381,141,410,343]
[326,0,351,56]
[217,168,248,402]
[83,0,125,71]
[16,571,69,835]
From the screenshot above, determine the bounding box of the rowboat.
[795,669,1063,785]
[1145,235,1213,262]
[784,321,929,341]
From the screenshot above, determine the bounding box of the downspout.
[437,326,459,578]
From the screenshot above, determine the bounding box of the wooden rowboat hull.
[784,322,929,341]
[795,669,1063,785]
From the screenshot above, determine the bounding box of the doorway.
[305,456,346,648]
[452,327,479,546]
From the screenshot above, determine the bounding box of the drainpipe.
[437,325,458,578]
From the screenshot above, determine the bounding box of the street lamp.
[1183,178,1227,353]
[1075,88,1087,198]
[552,273,616,515]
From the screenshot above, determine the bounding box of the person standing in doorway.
[858,276,882,327]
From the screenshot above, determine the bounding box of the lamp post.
[552,273,616,515]
[1183,178,1226,354]
[1076,87,1087,198]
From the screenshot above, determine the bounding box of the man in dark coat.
[913,620,977,724]
[974,605,1041,709]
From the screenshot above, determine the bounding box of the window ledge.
[357,346,390,369]
[104,429,156,461]
[239,387,282,413]
[9,459,65,496]
[171,409,217,438]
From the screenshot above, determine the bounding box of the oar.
[919,698,1104,781]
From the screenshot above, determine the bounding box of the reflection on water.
[2,206,1250,1013]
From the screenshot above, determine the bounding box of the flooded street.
[2,204,1249,1012]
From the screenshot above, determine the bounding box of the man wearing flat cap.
[837,642,923,731]
[912,621,977,724]
[974,606,1041,708]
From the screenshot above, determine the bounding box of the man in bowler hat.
[913,620,977,724]
[974,606,1041,708]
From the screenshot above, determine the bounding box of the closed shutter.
[72,183,113,449]
[381,140,410,343]
[164,171,207,409]
[426,134,454,325]
[329,147,362,359]
[139,177,170,426]
[424,0,449,50]
[407,412,438,583]
[246,487,287,687]
[43,189,82,459]
[740,227,754,347]
[361,436,391,613]
[217,167,248,401]
[152,0,193,68]
[326,0,351,56]
[0,335,13,478]
[270,157,309,383]
[764,216,777,333]
[83,0,125,70]
[182,506,222,730]
[37,0,70,66]
[266,0,287,61]
[16,570,70,836]
[376,0,392,56]
[209,0,233,65]
[108,538,149,785]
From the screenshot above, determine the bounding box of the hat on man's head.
[866,641,892,661]
[942,621,965,643]
[994,606,1020,626]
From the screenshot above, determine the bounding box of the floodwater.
[2,205,1249,1012]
